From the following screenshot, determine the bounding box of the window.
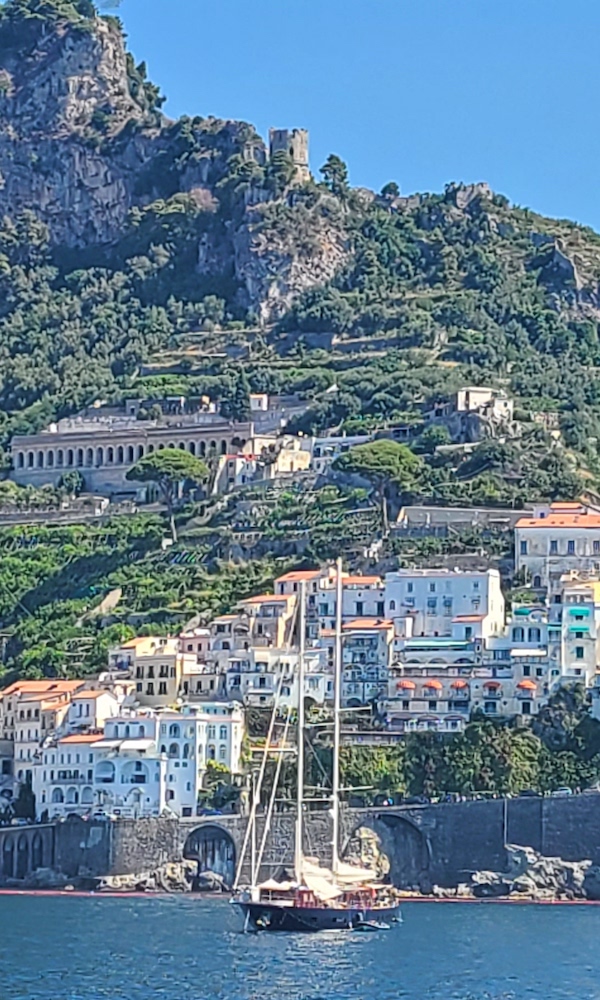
[576,647,584,660]
[407,582,413,593]
[521,701,531,715]
[376,602,385,617]
[523,664,531,677]
[594,541,600,555]
[473,581,480,591]
[147,683,154,695]
[158,682,167,695]
[355,601,364,616]
[429,583,436,593]
[428,701,437,711]
[427,598,437,614]
[389,600,396,612]
[528,628,541,643]
[520,541,527,555]
[550,540,558,555]
[567,540,575,555]
[465,627,472,640]
[512,627,524,642]
[219,746,227,760]
[219,725,227,740]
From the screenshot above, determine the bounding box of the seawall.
[3,794,600,889]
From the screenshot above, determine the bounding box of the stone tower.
[268,128,310,183]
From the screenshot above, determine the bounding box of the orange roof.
[451,679,469,689]
[423,679,442,690]
[343,618,393,631]
[550,502,586,510]
[517,679,537,690]
[275,570,321,583]
[59,733,103,744]
[484,680,502,688]
[397,679,416,690]
[516,514,600,529]
[0,680,82,699]
[453,614,486,622]
[343,576,382,587]
[72,690,109,700]
[240,593,292,604]
[121,637,156,649]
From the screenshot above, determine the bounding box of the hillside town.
[2,496,600,823]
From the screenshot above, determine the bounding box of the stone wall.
[6,794,600,888]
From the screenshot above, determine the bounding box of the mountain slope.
[0,0,599,501]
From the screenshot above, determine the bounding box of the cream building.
[384,568,505,641]
[515,503,600,595]
[9,401,253,497]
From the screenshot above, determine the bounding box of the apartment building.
[384,568,505,640]
[515,503,600,595]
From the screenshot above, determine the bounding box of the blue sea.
[0,895,597,999]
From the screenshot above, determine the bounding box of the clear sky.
[114,0,600,230]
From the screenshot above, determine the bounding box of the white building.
[35,703,245,821]
[515,503,600,595]
[384,568,505,640]
[66,690,120,733]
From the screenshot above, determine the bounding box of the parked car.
[551,787,573,797]
[518,789,541,798]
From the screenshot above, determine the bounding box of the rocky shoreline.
[4,845,600,901]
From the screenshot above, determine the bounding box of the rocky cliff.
[0,0,347,320]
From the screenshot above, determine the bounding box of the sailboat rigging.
[232,565,401,932]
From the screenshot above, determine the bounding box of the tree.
[221,368,251,421]
[13,775,35,821]
[58,470,85,498]
[320,154,349,197]
[126,448,208,541]
[380,181,400,198]
[413,424,451,455]
[334,439,423,532]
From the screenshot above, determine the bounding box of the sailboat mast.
[294,580,306,883]
[332,557,343,876]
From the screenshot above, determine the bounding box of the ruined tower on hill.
[269,128,310,183]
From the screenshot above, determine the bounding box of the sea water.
[0,895,597,999]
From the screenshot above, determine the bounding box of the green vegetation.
[328,688,600,800]
[0,512,279,681]
[126,448,209,541]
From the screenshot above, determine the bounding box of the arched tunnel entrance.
[183,825,236,890]
[343,814,431,891]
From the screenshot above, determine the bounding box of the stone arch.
[37,451,44,469]
[16,834,29,879]
[137,445,144,460]
[57,449,64,468]
[188,441,196,456]
[67,449,74,467]
[86,448,93,467]
[27,451,34,468]
[2,837,14,878]
[343,813,431,891]
[220,440,227,455]
[183,824,236,888]
[52,787,64,803]
[16,451,24,469]
[76,449,84,468]
[81,786,93,806]
[178,441,185,451]
[31,832,44,870]
[168,743,179,759]
[107,447,114,464]
[127,446,135,463]
[199,441,206,457]
[117,446,124,464]
[47,450,55,468]
[66,787,79,805]
[96,447,104,467]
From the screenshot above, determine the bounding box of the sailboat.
[232,561,401,932]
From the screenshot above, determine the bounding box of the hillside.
[0,0,597,507]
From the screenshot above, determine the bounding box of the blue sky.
[114,0,600,230]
